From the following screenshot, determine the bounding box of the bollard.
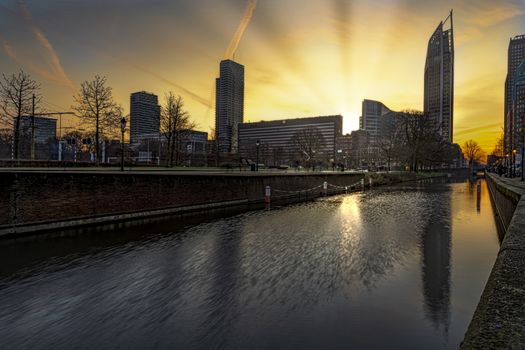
[323,181,328,196]
[345,186,348,194]
[369,177,372,187]
[361,178,365,191]
[265,186,271,204]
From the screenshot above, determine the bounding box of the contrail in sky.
[128,62,212,108]
[224,0,257,59]
[16,0,75,90]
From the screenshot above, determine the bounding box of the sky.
[0,0,524,153]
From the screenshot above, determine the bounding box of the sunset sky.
[1,0,524,152]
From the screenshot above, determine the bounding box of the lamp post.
[505,154,509,177]
[522,144,525,181]
[513,149,517,178]
[256,139,260,172]
[120,117,126,172]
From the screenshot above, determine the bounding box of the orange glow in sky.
[1,0,524,153]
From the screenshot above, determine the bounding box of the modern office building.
[347,130,370,169]
[19,116,57,143]
[360,99,393,145]
[180,130,208,154]
[238,115,343,165]
[424,10,454,143]
[130,91,161,144]
[505,35,525,152]
[513,60,525,152]
[216,59,244,154]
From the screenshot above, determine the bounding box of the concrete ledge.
[462,173,525,349]
[0,199,250,238]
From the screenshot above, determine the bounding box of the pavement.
[489,173,525,195]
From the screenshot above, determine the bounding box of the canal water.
[0,179,500,349]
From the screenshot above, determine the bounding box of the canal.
[0,179,500,349]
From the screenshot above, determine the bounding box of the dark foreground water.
[0,180,500,349]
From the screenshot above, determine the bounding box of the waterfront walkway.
[462,173,525,348]
[489,174,525,195]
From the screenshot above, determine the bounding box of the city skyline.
[1,0,525,153]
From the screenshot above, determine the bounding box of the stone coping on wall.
[461,173,525,349]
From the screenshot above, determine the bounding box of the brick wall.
[0,172,363,227]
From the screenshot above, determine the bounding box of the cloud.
[128,62,212,108]
[224,0,257,59]
[461,2,525,28]
[14,0,75,90]
[455,123,502,137]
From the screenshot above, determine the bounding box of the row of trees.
[371,111,460,171]
[0,70,196,166]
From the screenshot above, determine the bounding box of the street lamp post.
[513,149,517,178]
[506,154,510,177]
[256,140,260,172]
[120,117,126,172]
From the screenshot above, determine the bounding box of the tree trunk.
[95,113,100,165]
[13,91,22,160]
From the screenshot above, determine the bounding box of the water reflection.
[0,180,500,349]
[421,187,451,335]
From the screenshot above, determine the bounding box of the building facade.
[238,115,343,166]
[514,60,525,154]
[424,11,454,143]
[505,35,525,152]
[361,99,393,145]
[181,130,208,154]
[19,116,57,143]
[130,91,161,144]
[216,60,244,154]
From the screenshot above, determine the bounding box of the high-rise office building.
[424,10,454,143]
[216,59,244,154]
[505,35,525,152]
[130,91,161,144]
[361,99,393,145]
[513,60,525,152]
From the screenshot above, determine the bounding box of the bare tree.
[0,70,41,160]
[290,127,326,169]
[399,110,430,171]
[378,114,404,171]
[160,93,195,167]
[491,133,505,159]
[463,140,485,170]
[72,75,120,163]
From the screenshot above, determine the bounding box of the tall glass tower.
[215,59,245,154]
[424,10,454,143]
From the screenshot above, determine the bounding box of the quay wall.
[462,173,525,348]
[0,171,367,237]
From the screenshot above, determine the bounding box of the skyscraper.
[424,10,454,143]
[130,91,161,144]
[513,60,525,154]
[505,35,525,153]
[215,59,244,154]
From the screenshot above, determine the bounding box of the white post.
[265,186,272,204]
[58,141,63,161]
[323,181,328,196]
[361,178,365,191]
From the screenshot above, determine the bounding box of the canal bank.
[0,171,445,238]
[462,173,525,348]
